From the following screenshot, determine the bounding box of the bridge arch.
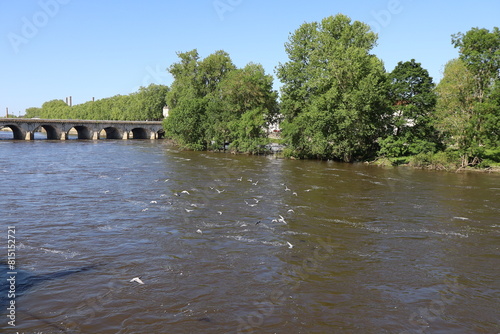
[71,126,94,140]
[102,127,123,139]
[34,125,60,140]
[0,124,26,140]
[131,128,149,139]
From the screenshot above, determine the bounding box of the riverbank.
[371,150,500,173]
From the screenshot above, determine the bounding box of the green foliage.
[276,14,390,161]
[379,59,440,157]
[452,27,500,101]
[24,84,169,121]
[164,50,278,153]
[408,150,462,170]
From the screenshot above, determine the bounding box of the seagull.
[252,181,259,186]
[185,208,193,213]
[181,190,190,195]
[292,192,298,196]
[142,208,149,212]
[278,215,287,224]
[216,189,225,194]
[287,209,295,213]
[190,203,198,207]
[284,186,291,191]
[164,179,170,182]
[237,177,243,181]
[217,211,223,215]
[174,192,180,197]
[287,242,294,249]
[256,221,261,225]
[130,277,144,285]
[104,190,110,194]
[150,200,158,204]
[196,229,203,234]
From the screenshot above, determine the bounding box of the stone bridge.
[0,118,164,140]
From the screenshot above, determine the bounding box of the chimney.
[66,97,69,105]
[6,107,8,118]
[69,96,72,107]
[92,97,95,102]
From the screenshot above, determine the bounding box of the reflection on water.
[0,139,499,333]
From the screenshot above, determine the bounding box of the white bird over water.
[287,242,294,249]
[181,190,190,195]
[130,277,144,285]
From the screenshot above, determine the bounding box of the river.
[0,135,499,334]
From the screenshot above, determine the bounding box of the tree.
[435,27,500,166]
[379,59,439,157]
[435,59,478,166]
[452,27,500,102]
[276,14,390,161]
[210,63,279,153]
[164,49,236,150]
[134,84,169,121]
[164,50,278,153]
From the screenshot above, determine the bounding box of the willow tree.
[276,14,390,161]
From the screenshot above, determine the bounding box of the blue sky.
[1,0,499,116]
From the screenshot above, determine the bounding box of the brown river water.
[0,136,499,333]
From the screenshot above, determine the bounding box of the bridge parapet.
[0,118,164,140]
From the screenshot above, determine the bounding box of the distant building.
[163,105,170,118]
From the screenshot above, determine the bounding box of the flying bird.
[130,277,144,285]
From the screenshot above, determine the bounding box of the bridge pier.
[122,132,129,140]
[25,132,34,140]
[60,132,67,140]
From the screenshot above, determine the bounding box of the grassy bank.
[372,148,500,172]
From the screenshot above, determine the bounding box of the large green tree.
[452,27,500,102]
[276,14,390,161]
[435,27,500,166]
[378,59,439,157]
[164,50,278,152]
